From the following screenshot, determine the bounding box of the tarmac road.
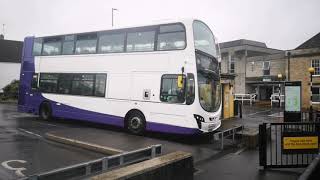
[0,103,105,180]
[0,103,303,180]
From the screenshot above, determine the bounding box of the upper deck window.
[32,22,187,56]
[75,33,97,54]
[62,35,75,55]
[193,21,216,56]
[42,37,62,56]
[33,38,43,56]
[98,33,125,53]
[127,30,155,52]
[157,24,186,50]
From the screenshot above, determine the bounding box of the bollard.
[309,107,313,121]
[239,101,242,119]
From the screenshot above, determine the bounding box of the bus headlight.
[194,114,204,129]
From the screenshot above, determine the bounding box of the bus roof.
[32,18,198,39]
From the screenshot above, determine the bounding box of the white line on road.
[1,160,27,177]
[234,147,247,155]
[17,128,42,138]
[247,110,271,116]
[33,121,61,127]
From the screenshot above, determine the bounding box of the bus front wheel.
[39,102,52,121]
[126,111,146,135]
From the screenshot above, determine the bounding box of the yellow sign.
[177,75,183,88]
[283,136,318,150]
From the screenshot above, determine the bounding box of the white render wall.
[0,62,20,92]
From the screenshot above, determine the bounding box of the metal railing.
[259,123,320,169]
[213,125,244,150]
[270,94,285,107]
[22,144,162,180]
[234,94,256,105]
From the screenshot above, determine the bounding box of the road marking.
[18,128,42,138]
[268,112,284,118]
[1,160,27,177]
[33,121,60,127]
[247,110,271,116]
[234,147,247,155]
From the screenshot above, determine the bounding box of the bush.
[1,80,19,100]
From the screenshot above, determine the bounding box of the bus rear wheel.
[126,111,146,135]
[39,102,52,121]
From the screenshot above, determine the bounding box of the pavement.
[0,103,305,180]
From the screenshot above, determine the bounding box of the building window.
[263,61,270,76]
[311,59,320,75]
[312,87,320,102]
[160,74,185,103]
[228,56,235,74]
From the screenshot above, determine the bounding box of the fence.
[270,94,285,107]
[22,144,162,180]
[259,123,320,169]
[234,94,256,105]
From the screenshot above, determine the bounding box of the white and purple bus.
[18,19,221,135]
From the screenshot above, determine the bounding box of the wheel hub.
[130,117,141,129]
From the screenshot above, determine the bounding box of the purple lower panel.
[146,121,201,135]
[51,103,124,128]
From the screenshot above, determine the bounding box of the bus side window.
[62,35,75,55]
[157,24,186,51]
[160,74,185,103]
[31,73,39,90]
[186,73,195,105]
[75,33,97,54]
[32,38,43,56]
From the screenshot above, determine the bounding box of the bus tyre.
[39,102,52,120]
[127,112,146,135]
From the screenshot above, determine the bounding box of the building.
[288,32,320,110]
[219,39,283,100]
[245,52,286,100]
[0,37,23,92]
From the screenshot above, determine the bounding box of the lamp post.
[308,67,315,121]
[277,73,283,108]
[112,8,118,27]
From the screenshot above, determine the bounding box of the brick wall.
[290,55,320,109]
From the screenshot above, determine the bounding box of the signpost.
[284,81,302,122]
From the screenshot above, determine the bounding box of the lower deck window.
[39,73,107,97]
[160,74,185,103]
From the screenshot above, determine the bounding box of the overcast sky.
[0,0,319,50]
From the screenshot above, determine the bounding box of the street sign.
[282,132,319,154]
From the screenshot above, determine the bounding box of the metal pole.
[310,73,313,121]
[112,8,118,27]
[239,101,242,119]
[278,83,281,108]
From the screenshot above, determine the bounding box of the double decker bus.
[18,19,221,135]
